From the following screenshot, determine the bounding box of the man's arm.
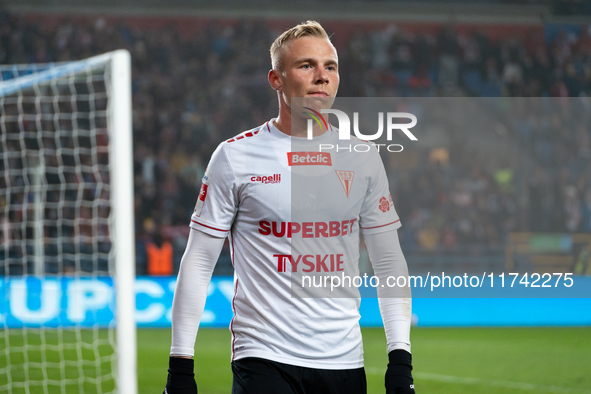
[164,228,226,394]
[364,229,415,394]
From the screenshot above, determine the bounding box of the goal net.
[0,51,136,393]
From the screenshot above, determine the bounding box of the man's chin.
[300,95,335,111]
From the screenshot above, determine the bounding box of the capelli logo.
[251,174,281,184]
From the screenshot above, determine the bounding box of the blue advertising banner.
[1,276,590,328]
[0,276,234,328]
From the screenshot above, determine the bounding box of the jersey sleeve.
[359,146,401,235]
[190,143,238,238]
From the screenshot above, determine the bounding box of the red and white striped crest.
[335,170,355,198]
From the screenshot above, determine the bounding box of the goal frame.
[109,50,137,394]
[0,49,137,394]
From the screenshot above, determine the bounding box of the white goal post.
[0,50,137,394]
[110,49,138,394]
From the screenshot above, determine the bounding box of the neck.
[274,101,326,138]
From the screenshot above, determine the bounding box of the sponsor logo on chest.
[250,174,281,184]
[287,152,332,166]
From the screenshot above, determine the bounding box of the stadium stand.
[0,7,590,276]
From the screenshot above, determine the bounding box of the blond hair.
[270,20,331,71]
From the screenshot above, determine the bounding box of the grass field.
[2,327,590,393]
[140,327,591,394]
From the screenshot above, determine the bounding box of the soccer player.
[163,21,415,394]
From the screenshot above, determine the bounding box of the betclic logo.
[287,152,332,166]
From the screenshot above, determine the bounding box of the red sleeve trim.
[230,276,238,361]
[190,219,230,232]
[360,219,400,230]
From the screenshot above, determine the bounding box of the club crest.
[335,170,355,198]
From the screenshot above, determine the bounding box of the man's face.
[274,36,339,109]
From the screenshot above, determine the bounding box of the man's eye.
[301,64,311,69]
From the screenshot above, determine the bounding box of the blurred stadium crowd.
[0,8,590,275]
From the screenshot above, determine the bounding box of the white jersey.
[190,119,401,369]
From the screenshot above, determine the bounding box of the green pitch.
[141,327,591,393]
[3,327,590,393]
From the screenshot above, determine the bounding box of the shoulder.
[223,122,271,146]
[210,121,273,170]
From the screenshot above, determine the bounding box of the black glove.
[385,349,415,394]
[163,357,197,394]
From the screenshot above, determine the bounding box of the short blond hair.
[270,20,331,71]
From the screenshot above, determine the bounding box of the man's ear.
[268,69,282,91]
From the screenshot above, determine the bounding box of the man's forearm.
[378,297,411,353]
[363,229,412,353]
[170,228,225,357]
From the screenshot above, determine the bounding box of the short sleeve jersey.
[190,120,400,369]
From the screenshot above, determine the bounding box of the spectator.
[1,11,589,275]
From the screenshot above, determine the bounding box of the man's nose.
[314,68,329,84]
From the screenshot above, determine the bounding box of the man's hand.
[163,357,197,394]
[385,349,415,393]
